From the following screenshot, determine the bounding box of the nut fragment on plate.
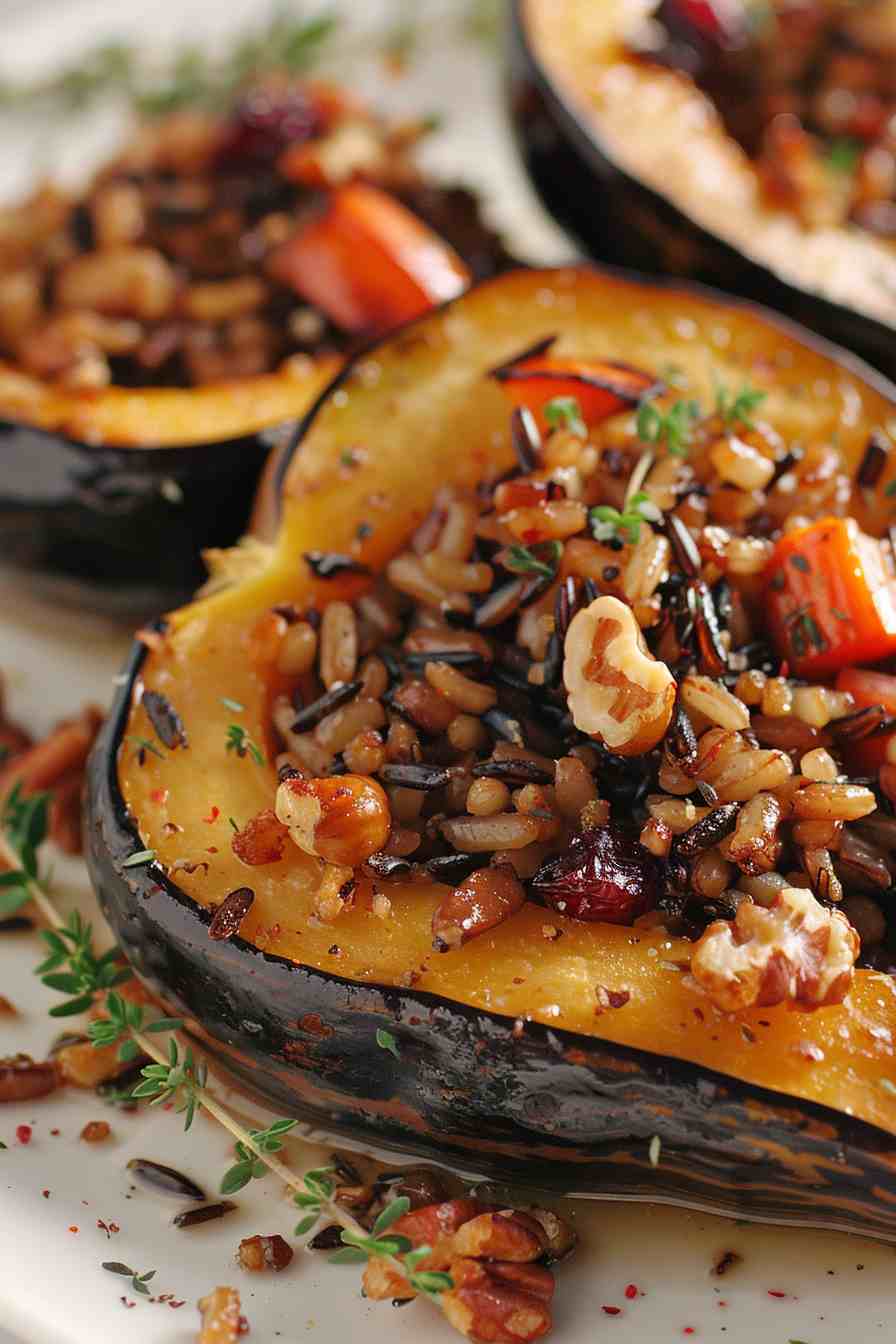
[236,1234,294,1273]
[0,1054,58,1103]
[197,1286,242,1344]
[690,886,859,1013]
[563,595,675,756]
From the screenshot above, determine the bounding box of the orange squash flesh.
[0,356,338,447]
[119,266,896,1137]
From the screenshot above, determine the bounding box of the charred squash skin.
[0,361,336,616]
[509,1,896,381]
[87,267,896,1236]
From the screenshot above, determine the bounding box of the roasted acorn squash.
[509,1,896,381]
[0,361,336,615]
[86,267,896,1238]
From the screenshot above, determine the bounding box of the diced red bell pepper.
[834,667,896,772]
[765,516,896,678]
[493,353,659,434]
[267,183,471,333]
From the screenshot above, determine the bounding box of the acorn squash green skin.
[0,419,273,617]
[507,2,896,381]
[86,586,896,1237]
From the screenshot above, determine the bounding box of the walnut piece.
[563,595,675,757]
[690,886,859,1013]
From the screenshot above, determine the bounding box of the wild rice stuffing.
[243,351,896,1015]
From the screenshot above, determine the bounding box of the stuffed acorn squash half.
[0,81,507,613]
[509,0,896,382]
[87,266,896,1238]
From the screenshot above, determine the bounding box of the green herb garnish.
[225,723,265,767]
[637,398,700,456]
[376,1028,401,1059]
[826,137,860,175]
[714,377,767,429]
[503,541,562,580]
[128,735,164,761]
[590,491,662,545]
[122,849,156,869]
[220,696,244,714]
[544,396,586,439]
[221,1118,299,1194]
[101,1262,157,1297]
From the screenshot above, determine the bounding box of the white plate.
[1,3,894,1342]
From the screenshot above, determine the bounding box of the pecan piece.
[442,1258,554,1343]
[432,864,526,951]
[691,886,859,1013]
[362,1199,490,1300]
[0,1054,58,1103]
[197,1286,242,1344]
[563,595,675,756]
[275,773,391,867]
[452,1211,546,1262]
[231,809,288,865]
[236,1234,293,1273]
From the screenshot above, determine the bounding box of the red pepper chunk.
[268,183,470,333]
[494,354,658,434]
[765,516,896,677]
[834,667,896,772]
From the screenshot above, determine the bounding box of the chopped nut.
[563,595,675,756]
[0,1054,58,1103]
[231,809,288,866]
[197,1286,242,1344]
[452,1211,545,1262]
[275,773,391,867]
[432,864,526,950]
[442,1258,554,1344]
[236,1234,293,1273]
[691,886,859,1013]
[80,1120,111,1143]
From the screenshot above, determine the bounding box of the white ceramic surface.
[1,3,895,1341]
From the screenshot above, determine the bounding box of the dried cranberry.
[216,86,323,169]
[531,826,661,925]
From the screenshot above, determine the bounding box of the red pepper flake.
[50,1128,60,1136]
[624,1284,638,1300]
[206,846,219,854]
[150,788,168,805]
[683,1329,696,1337]
[15,1124,31,1145]
[42,1190,50,1199]
[203,806,220,824]
[602,1306,622,1316]
[767,1289,788,1299]
[69,1226,79,1234]
[169,1301,186,1309]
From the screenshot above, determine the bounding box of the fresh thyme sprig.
[16,772,454,1313]
[637,398,701,457]
[503,541,562,580]
[0,783,61,923]
[713,377,768,430]
[544,395,586,440]
[101,1262,157,1297]
[590,490,662,545]
[225,724,265,766]
[221,1118,299,1193]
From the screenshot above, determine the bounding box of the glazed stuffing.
[0,77,506,398]
[640,0,896,239]
[193,336,896,1018]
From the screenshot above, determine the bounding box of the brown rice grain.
[761,677,793,718]
[681,675,750,731]
[737,871,789,906]
[791,782,877,822]
[319,601,358,689]
[437,496,478,560]
[691,849,734,900]
[386,553,447,607]
[840,894,886,947]
[276,621,318,678]
[554,756,597,819]
[359,655,389,700]
[314,697,385,753]
[447,714,489,753]
[710,435,775,491]
[792,686,854,729]
[343,729,386,775]
[734,669,767,706]
[799,748,839,782]
[421,553,493,593]
[466,778,511,817]
[424,661,497,714]
[441,813,540,852]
